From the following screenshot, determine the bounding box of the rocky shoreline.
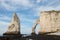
[0,34,60,40]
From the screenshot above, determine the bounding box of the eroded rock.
[3,13,20,35]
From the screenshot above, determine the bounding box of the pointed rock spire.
[3,12,20,35]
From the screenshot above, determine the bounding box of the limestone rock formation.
[32,19,40,34]
[32,10,60,34]
[3,13,20,35]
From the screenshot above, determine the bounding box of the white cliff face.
[39,11,52,33]
[4,13,20,34]
[39,11,60,33]
[32,10,60,34]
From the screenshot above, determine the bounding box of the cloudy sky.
[0,0,60,35]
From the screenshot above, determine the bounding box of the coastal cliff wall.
[39,10,60,33]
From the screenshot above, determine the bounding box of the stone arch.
[32,19,40,34]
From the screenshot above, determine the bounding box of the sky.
[0,0,60,35]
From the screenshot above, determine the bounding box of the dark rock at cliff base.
[31,33,36,35]
[3,32,20,35]
[0,34,60,40]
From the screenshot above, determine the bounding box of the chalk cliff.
[32,10,60,34]
[3,13,20,35]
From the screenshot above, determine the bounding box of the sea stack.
[3,13,20,35]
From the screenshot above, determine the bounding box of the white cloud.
[0,14,11,35]
[17,13,37,22]
[10,0,32,7]
[32,5,60,15]
[0,1,17,11]
[56,5,60,10]
[0,14,10,26]
[0,0,34,11]
[37,0,41,3]
[0,21,9,27]
[0,21,10,35]
[0,16,10,21]
[0,0,60,11]
[47,0,59,6]
[38,6,54,11]
[36,0,48,3]
[32,0,60,15]
[21,24,32,34]
[0,14,11,21]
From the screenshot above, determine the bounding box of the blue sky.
[0,0,60,35]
